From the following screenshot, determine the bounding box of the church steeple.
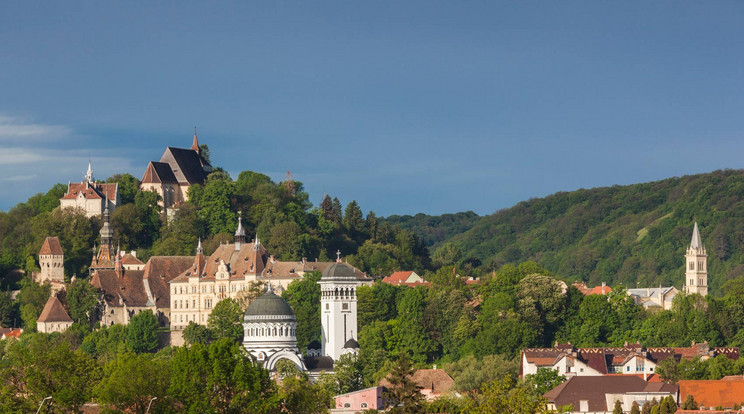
[191,127,200,154]
[234,213,246,250]
[684,221,708,296]
[85,161,93,183]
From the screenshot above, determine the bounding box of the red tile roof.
[121,253,145,266]
[379,369,454,394]
[61,182,117,201]
[544,376,677,412]
[39,237,64,256]
[383,271,415,284]
[678,380,744,409]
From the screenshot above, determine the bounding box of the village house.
[521,341,739,378]
[382,271,428,287]
[544,375,678,413]
[573,282,612,296]
[333,386,385,413]
[379,368,456,402]
[59,162,119,217]
[677,378,744,411]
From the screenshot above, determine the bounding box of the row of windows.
[173,284,250,295]
[688,260,706,271]
[247,326,296,337]
[689,278,705,286]
[174,299,214,309]
[321,288,355,299]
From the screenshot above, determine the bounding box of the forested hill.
[422,169,744,294]
[381,211,480,248]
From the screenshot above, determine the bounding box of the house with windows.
[521,342,739,379]
[544,376,678,413]
[59,162,119,217]
[36,295,73,333]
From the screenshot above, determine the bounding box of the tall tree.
[282,272,322,351]
[207,298,243,343]
[66,279,99,325]
[127,310,160,353]
[95,351,170,414]
[107,173,140,205]
[383,354,424,414]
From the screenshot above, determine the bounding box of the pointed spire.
[234,213,245,250]
[196,238,203,255]
[191,127,200,153]
[85,160,93,182]
[690,222,703,249]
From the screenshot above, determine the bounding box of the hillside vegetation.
[430,169,744,294]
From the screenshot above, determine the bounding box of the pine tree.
[383,354,424,414]
[331,197,343,227]
[681,394,698,410]
[630,401,641,414]
[613,399,623,414]
[321,195,334,220]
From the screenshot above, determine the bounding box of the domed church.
[242,284,305,371]
[243,261,368,373]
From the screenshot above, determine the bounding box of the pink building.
[334,386,384,412]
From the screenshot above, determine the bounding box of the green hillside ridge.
[429,169,744,294]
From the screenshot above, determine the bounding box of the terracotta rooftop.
[37,295,73,323]
[121,253,145,266]
[678,380,744,409]
[379,369,455,395]
[39,236,64,256]
[61,181,117,201]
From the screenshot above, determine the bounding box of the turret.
[235,214,246,251]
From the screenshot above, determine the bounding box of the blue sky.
[1,2,743,216]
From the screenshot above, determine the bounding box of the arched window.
[344,403,351,408]
[361,403,368,408]
[273,327,277,336]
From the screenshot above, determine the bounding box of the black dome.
[244,290,295,323]
[321,262,357,281]
[307,339,321,350]
[342,338,360,349]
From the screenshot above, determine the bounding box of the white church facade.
[242,261,364,373]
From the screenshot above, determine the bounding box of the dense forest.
[394,169,744,295]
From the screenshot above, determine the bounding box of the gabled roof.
[141,161,178,184]
[121,253,145,266]
[61,182,118,202]
[143,256,195,308]
[37,295,73,323]
[160,147,209,185]
[383,271,416,284]
[544,376,677,412]
[679,379,744,409]
[379,369,454,394]
[39,237,64,256]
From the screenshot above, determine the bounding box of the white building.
[59,162,119,218]
[320,262,361,361]
[37,295,73,333]
[684,222,708,296]
[242,284,305,371]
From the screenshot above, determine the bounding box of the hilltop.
[391,169,744,294]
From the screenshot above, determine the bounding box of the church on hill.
[140,130,212,210]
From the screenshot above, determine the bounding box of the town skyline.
[2,1,744,215]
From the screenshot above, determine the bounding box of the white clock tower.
[319,261,359,361]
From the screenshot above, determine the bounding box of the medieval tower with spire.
[684,222,708,296]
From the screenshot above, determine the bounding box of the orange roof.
[61,182,117,201]
[39,237,64,256]
[679,380,744,408]
[573,282,612,295]
[383,271,415,284]
[121,253,144,266]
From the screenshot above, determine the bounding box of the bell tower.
[318,261,359,361]
[684,222,708,296]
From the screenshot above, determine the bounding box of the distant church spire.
[191,127,200,154]
[690,221,703,250]
[85,161,93,182]
[234,213,246,250]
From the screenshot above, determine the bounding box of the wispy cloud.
[0,115,71,142]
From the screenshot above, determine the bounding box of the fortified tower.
[319,261,359,361]
[684,222,708,296]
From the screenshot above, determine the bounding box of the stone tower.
[38,237,64,284]
[684,222,708,296]
[319,262,359,361]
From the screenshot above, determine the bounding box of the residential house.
[573,282,612,296]
[333,386,384,413]
[381,271,429,287]
[379,368,455,402]
[678,379,744,410]
[0,328,22,340]
[544,375,678,413]
[521,342,739,378]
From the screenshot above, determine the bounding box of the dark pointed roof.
[161,147,210,185]
[307,339,321,350]
[141,161,178,184]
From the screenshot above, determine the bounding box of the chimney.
[131,251,137,258]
